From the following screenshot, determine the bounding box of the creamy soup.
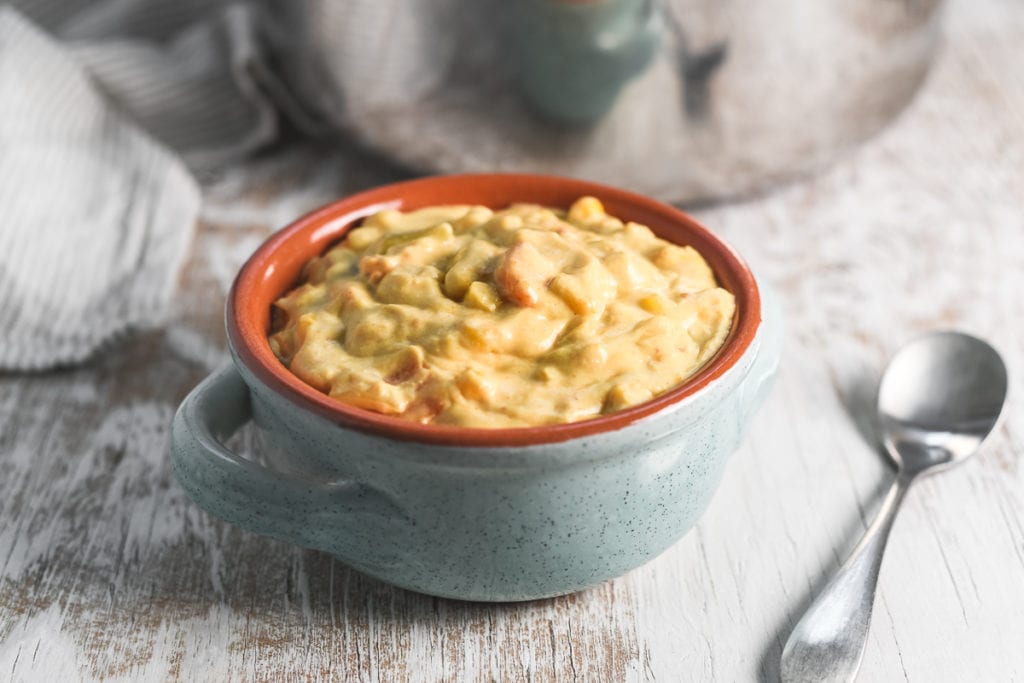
[269,197,735,427]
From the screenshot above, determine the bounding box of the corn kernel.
[345,226,382,250]
[568,196,605,223]
[457,369,494,402]
[639,294,670,315]
[463,281,501,312]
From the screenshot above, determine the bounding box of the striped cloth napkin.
[0,1,278,369]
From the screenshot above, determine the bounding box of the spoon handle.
[780,474,912,683]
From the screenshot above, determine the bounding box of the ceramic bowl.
[170,174,782,602]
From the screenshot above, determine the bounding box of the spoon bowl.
[878,331,1008,475]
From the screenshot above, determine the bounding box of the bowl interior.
[228,174,761,447]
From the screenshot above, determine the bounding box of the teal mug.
[171,174,782,601]
[509,0,662,124]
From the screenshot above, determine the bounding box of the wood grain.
[2,0,1023,680]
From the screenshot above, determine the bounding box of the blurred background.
[6,0,944,199]
[0,0,949,369]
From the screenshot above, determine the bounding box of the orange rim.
[227,174,761,447]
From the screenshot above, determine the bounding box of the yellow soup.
[269,198,735,427]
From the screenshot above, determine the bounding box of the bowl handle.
[742,280,784,424]
[171,365,407,556]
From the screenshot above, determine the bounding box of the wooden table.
[2,0,1023,679]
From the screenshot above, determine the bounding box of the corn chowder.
[269,198,735,427]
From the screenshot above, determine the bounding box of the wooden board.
[1,0,1023,679]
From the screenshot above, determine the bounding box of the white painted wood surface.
[1,0,1023,680]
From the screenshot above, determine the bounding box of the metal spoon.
[780,331,1008,683]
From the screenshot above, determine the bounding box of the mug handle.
[171,365,406,554]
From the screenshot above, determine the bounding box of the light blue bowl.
[171,292,779,603]
[170,174,782,601]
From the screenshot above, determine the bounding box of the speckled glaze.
[171,290,780,602]
[171,174,782,601]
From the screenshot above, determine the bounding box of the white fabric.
[0,1,279,369]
